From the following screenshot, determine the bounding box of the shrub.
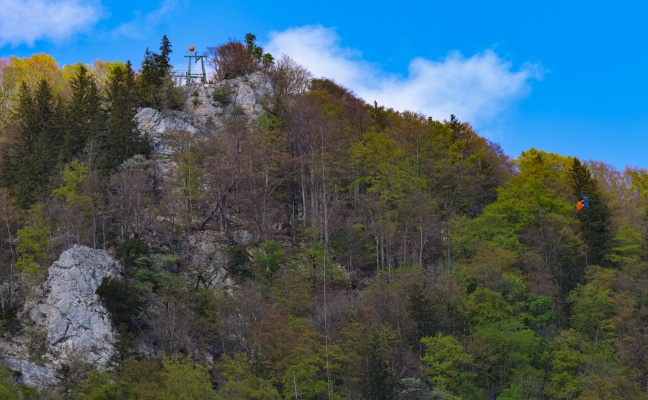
[212,85,234,105]
[96,277,146,333]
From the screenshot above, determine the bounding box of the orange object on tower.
[189,45,195,52]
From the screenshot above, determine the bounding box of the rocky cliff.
[1,246,120,386]
[137,71,273,155]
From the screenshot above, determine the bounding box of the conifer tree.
[1,80,64,208]
[569,157,612,266]
[138,35,181,109]
[140,35,172,88]
[101,61,149,173]
[155,34,172,79]
[63,63,104,164]
[139,48,158,88]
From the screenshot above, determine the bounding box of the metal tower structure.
[185,46,207,85]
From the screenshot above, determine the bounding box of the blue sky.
[1,0,647,171]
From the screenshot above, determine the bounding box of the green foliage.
[212,85,234,104]
[63,63,103,163]
[159,355,217,399]
[138,35,183,110]
[96,277,146,333]
[52,160,90,203]
[80,369,124,399]
[117,357,164,399]
[278,321,347,400]
[570,158,613,266]
[0,367,23,400]
[548,329,586,399]
[16,203,50,281]
[361,332,396,400]
[270,267,314,317]
[109,355,217,399]
[101,60,149,173]
[608,219,645,275]
[215,353,281,399]
[470,321,544,397]
[25,322,48,363]
[350,129,426,209]
[245,33,274,69]
[568,282,616,343]
[421,333,474,391]
[467,286,512,326]
[167,130,203,226]
[457,243,519,292]
[466,197,532,255]
[252,240,287,281]
[408,283,437,339]
[505,276,557,333]
[296,240,350,288]
[116,238,152,271]
[226,244,250,279]
[1,80,64,208]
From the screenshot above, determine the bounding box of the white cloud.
[265,25,542,125]
[114,0,179,38]
[0,0,103,46]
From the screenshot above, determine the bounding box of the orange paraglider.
[189,45,195,52]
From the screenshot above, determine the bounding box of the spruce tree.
[362,334,396,400]
[139,48,158,87]
[569,157,612,266]
[101,61,149,173]
[0,80,64,208]
[155,34,172,79]
[63,64,104,164]
[139,35,178,109]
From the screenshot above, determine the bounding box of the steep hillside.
[1,36,648,399]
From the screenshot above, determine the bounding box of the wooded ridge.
[1,34,647,399]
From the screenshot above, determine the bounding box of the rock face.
[184,231,236,292]
[0,337,55,387]
[136,71,274,156]
[136,108,207,155]
[1,246,120,386]
[36,245,120,365]
[188,71,274,122]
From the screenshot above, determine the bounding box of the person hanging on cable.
[576,195,589,212]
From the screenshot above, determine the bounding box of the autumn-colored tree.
[208,33,273,81]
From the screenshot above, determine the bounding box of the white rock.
[43,245,120,366]
[1,246,121,386]
[136,72,274,158]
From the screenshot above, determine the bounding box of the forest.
[1,34,648,399]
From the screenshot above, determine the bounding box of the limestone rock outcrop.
[136,108,207,155]
[136,71,274,156]
[36,245,120,365]
[1,245,120,386]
